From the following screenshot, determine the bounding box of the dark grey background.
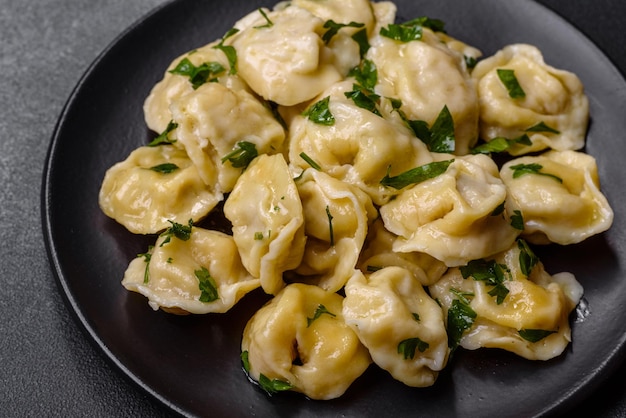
[1,0,624,416]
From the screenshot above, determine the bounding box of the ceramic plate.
[42,0,626,416]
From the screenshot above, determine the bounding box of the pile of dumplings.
[98,0,614,401]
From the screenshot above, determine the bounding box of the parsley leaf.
[460,259,510,304]
[397,337,429,359]
[159,219,193,246]
[525,121,560,134]
[390,101,455,152]
[299,152,321,171]
[381,159,454,190]
[404,16,446,33]
[253,8,273,29]
[307,304,336,327]
[241,350,250,373]
[259,374,293,395]
[148,120,178,146]
[302,95,335,126]
[221,141,258,169]
[518,328,556,343]
[325,205,335,246]
[497,69,526,99]
[195,266,219,302]
[213,28,239,75]
[470,134,532,155]
[380,16,445,43]
[510,210,525,231]
[137,246,154,284]
[464,55,478,70]
[148,163,179,174]
[344,84,381,115]
[348,59,377,91]
[322,20,365,44]
[517,239,539,277]
[509,163,563,183]
[447,297,477,350]
[169,58,226,89]
[351,28,370,58]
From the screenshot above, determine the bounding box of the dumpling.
[357,218,448,286]
[241,283,371,400]
[122,226,260,314]
[290,168,377,293]
[224,154,306,295]
[428,240,584,360]
[292,0,376,37]
[471,44,589,155]
[380,154,520,266]
[500,150,613,245]
[288,80,433,205]
[143,41,251,134]
[99,145,221,234]
[231,5,361,106]
[342,267,449,387]
[367,24,480,155]
[169,81,285,192]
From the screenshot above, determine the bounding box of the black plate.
[42,0,626,416]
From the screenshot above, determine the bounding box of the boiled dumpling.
[380,154,520,266]
[500,150,613,244]
[343,267,449,387]
[122,226,260,314]
[231,5,361,106]
[472,44,589,155]
[224,154,306,295]
[290,168,377,293]
[288,79,433,205]
[99,145,221,234]
[428,240,583,360]
[241,283,371,400]
[169,81,285,192]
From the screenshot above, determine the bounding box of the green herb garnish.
[137,246,154,284]
[497,69,526,99]
[307,304,336,327]
[169,58,226,89]
[299,152,322,171]
[241,350,250,373]
[322,20,365,44]
[253,8,273,29]
[397,337,429,359]
[381,159,454,190]
[470,134,532,155]
[302,95,335,126]
[510,210,525,231]
[509,163,563,183]
[148,163,179,174]
[351,27,370,58]
[148,120,178,146]
[195,266,219,302]
[221,141,258,169]
[460,259,510,305]
[344,84,381,116]
[517,239,539,277]
[347,59,377,91]
[447,297,477,351]
[518,328,556,343]
[325,205,335,246]
[213,28,239,75]
[525,121,560,134]
[159,219,193,246]
[259,374,293,395]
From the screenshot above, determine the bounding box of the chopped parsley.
[148,120,178,146]
[380,16,445,42]
[390,100,455,153]
[348,59,377,91]
[302,95,335,126]
[497,69,526,99]
[254,232,265,240]
[137,246,154,284]
[344,84,381,116]
[380,159,454,190]
[213,28,239,75]
[159,219,193,246]
[351,27,370,58]
[510,210,525,231]
[470,134,532,155]
[241,350,250,373]
[464,55,478,70]
[307,304,336,327]
[299,152,321,171]
[221,141,258,169]
[148,163,179,174]
[322,20,365,44]
[325,205,335,246]
[525,121,560,134]
[460,259,511,305]
[168,58,226,89]
[259,374,293,395]
[509,163,563,183]
[195,266,219,303]
[397,337,429,359]
[447,296,477,351]
[518,328,556,343]
[517,239,539,277]
[253,8,273,29]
